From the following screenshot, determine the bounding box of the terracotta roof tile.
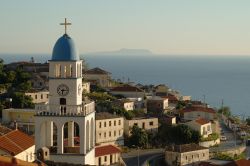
[95,145,121,157]
[224,159,250,166]
[0,156,40,166]
[0,130,34,155]
[0,125,12,136]
[96,112,121,120]
[111,85,144,92]
[84,67,110,75]
[181,106,216,114]
[165,143,208,153]
[195,118,210,125]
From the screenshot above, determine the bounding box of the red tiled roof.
[0,156,39,166]
[161,95,178,103]
[0,125,12,136]
[95,145,121,157]
[111,85,144,92]
[0,130,34,155]
[195,118,210,125]
[84,67,110,75]
[181,107,216,114]
[0,156,40,166]
[224,159,250,166]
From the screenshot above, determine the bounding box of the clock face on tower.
[57,84,69,96]
[78,84,82,95]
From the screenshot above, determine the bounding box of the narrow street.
[122,149,164,166]
[210,120,243,153]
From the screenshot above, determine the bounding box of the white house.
[95,145,121,166]
[95,112,124,146]
[186,118,212,138]
[83,67,112,88]
[0,128,35,162]
[165,144,209,166]
[124,117,158,136]
[25,89,49,104]
[2,108,37,133]
[114,99,135,111]
[181,106,216,121]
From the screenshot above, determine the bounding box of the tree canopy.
[155,123,201,146]
[218,106,231,117]
[0,59,34,109]
[128,125,148,148]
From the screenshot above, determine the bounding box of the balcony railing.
[36,102,95,117]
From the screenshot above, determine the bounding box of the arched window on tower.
[64,66,67,78]
[70,65,73,77]
[60,98,66,105]
[55,64,61,77]
[60,98,66,114]
[80,64,82,77]
[77,64,80,77]
[59,64,62,77]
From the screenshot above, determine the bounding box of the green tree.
[246,118,250,126]
[0,58,3,73]
[11,92,34,108]
[156,123,200,146]
[129,125,148,148]
[86,92,116,101]
[218,106,231,117]
[176,101,187,110]
[5,71,16,83]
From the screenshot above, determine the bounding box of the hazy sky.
[1,0,250,55]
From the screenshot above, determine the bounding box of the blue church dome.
[52,34,79,61]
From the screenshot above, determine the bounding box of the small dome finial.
[60,18,72,34]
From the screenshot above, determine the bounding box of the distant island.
[84,48,153,55]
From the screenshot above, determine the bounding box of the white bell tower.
[35,18,95,165]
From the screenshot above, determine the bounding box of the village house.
[25,89,49,104]
[2,108,37,134]
[186,118,212,138]
[127,97,145,109]
[181,106,217,121]
[95,112,124,146]
[95,144,121,166]
[114,99,135,111]
[0,125,35,162]
[82,81,90,93]
[165,143,209,166]
[124,117,158,136]
[83,67,112,88]
[147,96,168,114]
[110,84,145,98]
[30,73,48,90]
[154,84,169,96]
[163,115,177,125]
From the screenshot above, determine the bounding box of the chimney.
[14,120,18,130]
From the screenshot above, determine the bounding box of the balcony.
[36,102,95,117]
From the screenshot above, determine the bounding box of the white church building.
[34,19,95,165]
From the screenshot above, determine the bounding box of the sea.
[1,54,250,118]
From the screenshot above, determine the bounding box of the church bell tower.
[35,18,95,165]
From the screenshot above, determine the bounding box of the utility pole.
[221,99,224,110]
[203,95,206,106]
[137,146,140,166]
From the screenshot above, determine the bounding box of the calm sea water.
[1,54,250,117]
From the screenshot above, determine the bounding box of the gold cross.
[60,18,71,34]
